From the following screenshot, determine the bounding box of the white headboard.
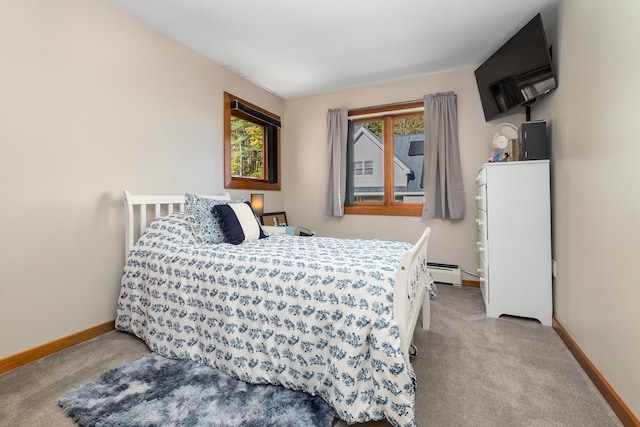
[122,190,230,259]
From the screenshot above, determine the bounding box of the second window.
[346,101,425,216]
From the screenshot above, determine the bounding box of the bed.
[116,191,432,427]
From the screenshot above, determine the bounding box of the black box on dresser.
[518,120,549,160]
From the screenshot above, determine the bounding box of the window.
[345,100,425,216]
[354,160,374,176]
[224,92,281,190]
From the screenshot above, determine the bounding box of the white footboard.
[394,227,431,362]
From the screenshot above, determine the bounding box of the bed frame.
[123,190,431,361]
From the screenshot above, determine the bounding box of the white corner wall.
[0,0,283,359]
[534,0,640,417]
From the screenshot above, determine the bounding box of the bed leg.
[409,344,418,358]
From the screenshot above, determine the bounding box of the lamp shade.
[250,193,264,217]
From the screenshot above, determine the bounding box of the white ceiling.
[107,0,559,99]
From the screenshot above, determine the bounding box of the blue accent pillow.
[184,193,244,244]
[213,202,267,245]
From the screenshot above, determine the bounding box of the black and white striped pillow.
[212,202,267,244]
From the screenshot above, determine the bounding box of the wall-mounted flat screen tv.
[475,14,557,122]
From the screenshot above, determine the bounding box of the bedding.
[117,213,424,427]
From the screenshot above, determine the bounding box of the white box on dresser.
[476,160,552,326]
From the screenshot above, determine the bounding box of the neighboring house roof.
[394,134,425,192]
[353,126,424,194]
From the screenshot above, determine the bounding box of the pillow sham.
[213,201,267,245]
[184,193,243,244]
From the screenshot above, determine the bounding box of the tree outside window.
[231,116,264,180]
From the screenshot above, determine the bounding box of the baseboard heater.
[427,262,462,286]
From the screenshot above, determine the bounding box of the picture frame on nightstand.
[261,211,287,227]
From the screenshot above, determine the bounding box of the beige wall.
[0,0,283,358]
[282,68,524,276]
[534,0,640,416]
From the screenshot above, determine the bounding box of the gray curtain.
[345,120,355,207]
[422,92,465,219]
[326,108,348,216]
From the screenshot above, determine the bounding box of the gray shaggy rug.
[57,353,337,427]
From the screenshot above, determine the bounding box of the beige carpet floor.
[0,285,621,427]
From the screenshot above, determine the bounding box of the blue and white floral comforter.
[117,214,419,427]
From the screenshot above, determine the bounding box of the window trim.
[345,100,424,217]
[224,92,281,191]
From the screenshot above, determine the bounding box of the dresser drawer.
[477,256,489,305]
[476,208,488,279]
[476,184,487,211]
[476,236,488,264]
[476,167,487,186]
[476,209,488,243]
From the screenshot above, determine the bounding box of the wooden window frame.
[345,100,424,217]
[224,92,281,191]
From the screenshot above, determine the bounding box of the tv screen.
[474,14,557,122]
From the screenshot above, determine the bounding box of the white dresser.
[476,160,552,326]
